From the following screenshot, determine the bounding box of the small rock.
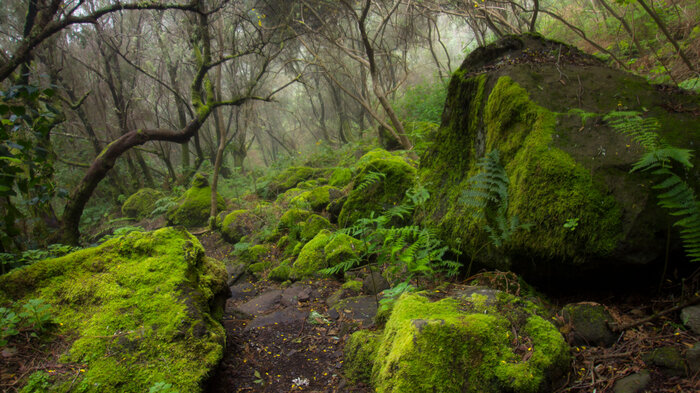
[244,307,307,331]
[281,284,314,306]
[613,370,651,393]
[680,305,700,334]
[229,282,257,300]
[237,290,283,316]
[226,263,247,286]
[643,346,686,377]
[363,271,389,295]
[686,342,700,374]
[561,302,617,347]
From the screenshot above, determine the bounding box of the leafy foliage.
[353,171,386,193]
[321,183,459,282]
[0,307,20,346]
[605,111,700,262]
[0,84,63,252]
[0,243,78,274]
[459,149,531,248]
[393,79,448,123]
[19,298,54,332]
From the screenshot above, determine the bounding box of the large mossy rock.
[167,174,226,227]
[265,166,320,196]
[290,230,365,279]
[121,188,164,219]
[0,227,227,392]
[338,149,417,227]
[419,34,700,281]
[344,290,570,393]
[220,209,257,244]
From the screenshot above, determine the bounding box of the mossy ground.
[0,228,227,393]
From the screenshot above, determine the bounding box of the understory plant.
[459,149,532,274]
[321,183,460,284]
[604,111,700,262]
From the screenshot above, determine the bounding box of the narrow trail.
[198,232,372,393]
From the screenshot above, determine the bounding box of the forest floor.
[195,232,700,393]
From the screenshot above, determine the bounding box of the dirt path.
[205,277,372,393]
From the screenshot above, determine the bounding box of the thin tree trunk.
[635,0,696,73]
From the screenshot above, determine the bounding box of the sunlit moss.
[0,228,227,392]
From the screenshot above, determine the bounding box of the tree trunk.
[60,118,204,245]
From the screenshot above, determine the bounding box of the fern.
[354,171,386,193]
[606,110,700,262]
[603,111,663,150]
[459,149,530,249]
[320,184,459,280]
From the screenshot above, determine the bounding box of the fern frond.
[354,171,386,193]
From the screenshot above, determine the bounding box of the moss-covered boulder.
[291,230,365,279]
[121,188,164,219]
[238,244,272,266]
[220,209,257,244]
[300,214,332,241]
[338,149,417,227]
[290,185,343,212]
[166,174,226,227]
[0,227,227,392]
[345,290,570,392]
[328,167,353,188]
[266,166,320,196]
[419,34,700,281]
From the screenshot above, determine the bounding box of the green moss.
[300,214,332,241]
[291,230,331,279]
[278,208,312,231]
[420,75,622,268]
[290,231,364,279]
[0,228,226,393]
[248,261,270,273]
[121,188,164,219]
[342,279,363,292]
[220,210,253,243]
[356,292,569,393]
[290,185,339,212]
[166,178,226,228]
[268,261,291,282]
[329,167,353,188]
[276,187,305,205]
[268,166,318,195]
[344,330,381,383]
[239,244,271,266]
[324,233,365,266]
[339,149,417,227]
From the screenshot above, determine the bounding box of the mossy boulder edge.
[0,227,227,392]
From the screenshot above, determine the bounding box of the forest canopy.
[0,0,698,251]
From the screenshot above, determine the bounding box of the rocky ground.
[196,230,700,393]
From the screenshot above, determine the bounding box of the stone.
[362,271,389,295]
[244,308,307,331]
[613,370,651,393]
[643,346,686,377]
[417,34,700,284]
[680,304,700,334]
[343,290,570,392]
[562,303,617,347]
[686,342,700,374]
[332,296,379,328]
[236,290,283,316]
[225,263,247,286]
